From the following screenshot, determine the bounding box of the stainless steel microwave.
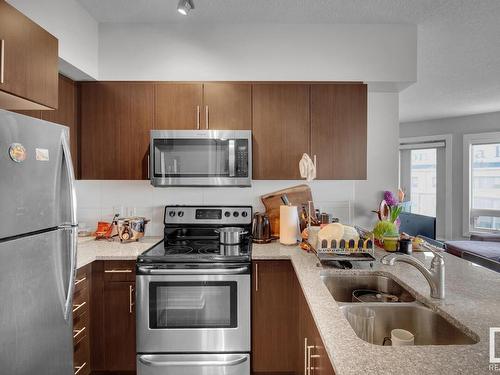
[150,130,252,187]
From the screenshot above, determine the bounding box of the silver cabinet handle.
[129,284,134,314]
[255,263,258,291]
[75,277,86,286]
[205,105,209,129]
[0,39,4,84]
[74,362,87,375]
[72,302,86,313]
[304,337,308,375]
[196,105,200,129]
[105,269,133,273]
[73,326,86,339]
[138,355,248,367]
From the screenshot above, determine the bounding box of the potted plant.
[372,190,404,250]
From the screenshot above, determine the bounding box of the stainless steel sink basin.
[340,304,478,346]
[321,274,415,303]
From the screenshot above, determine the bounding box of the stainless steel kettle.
[252,212,272,244]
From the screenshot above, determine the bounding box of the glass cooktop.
[138,227,252,263]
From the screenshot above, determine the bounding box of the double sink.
[321,273,478,346]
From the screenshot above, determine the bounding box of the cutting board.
[261,184,314,238]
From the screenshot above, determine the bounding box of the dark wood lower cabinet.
[90,260,137,374]
[252,261,299,373]
[74,264,91,375]
[252,260,335,375]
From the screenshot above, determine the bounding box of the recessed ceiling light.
[177,0,194,15]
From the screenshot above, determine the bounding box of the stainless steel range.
[136,205,252,375]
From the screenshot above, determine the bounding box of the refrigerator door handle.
[62,226,77,321]
[61,131,78,226]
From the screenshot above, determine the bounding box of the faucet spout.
[381,252,445,299]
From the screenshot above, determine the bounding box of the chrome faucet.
[381,244,445,299]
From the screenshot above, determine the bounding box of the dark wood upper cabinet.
[13,75,79,176]
[80,82,154,180]
[202,83,252,130]
[155,83,202,130]
[0,0,58,110]
[252,84,310,179]
[311,83,367,180]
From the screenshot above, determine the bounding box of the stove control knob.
[168,211,176,217]
[233,211,239,217]
[224,211,231,217]
[241,211,248,217]
[178,211,184,217]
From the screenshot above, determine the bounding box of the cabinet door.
[103,281,136,372]
[252,260,298,373]
[155,83,202,129]
[0,0,58,109]
[80,82,154,179]
[311,83,367,180]
[41,75,79,177]
[252,84,310,179]
[298,287,335,375]
[202,83,252,130]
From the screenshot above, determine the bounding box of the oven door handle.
[138,354,248,367]
[137,265,250,275]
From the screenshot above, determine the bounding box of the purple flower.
[384,191,398,207]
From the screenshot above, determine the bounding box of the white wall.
[7,0,99,79]
[400,111,500,239]
[98,23,416,85]
[355,92,400,229]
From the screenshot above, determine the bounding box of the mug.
[383,328,415,346]
[398,238,413,255]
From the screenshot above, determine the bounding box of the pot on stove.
[215,227,248,245]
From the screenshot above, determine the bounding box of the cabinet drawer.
[75,266,90,295]
[104,260,136,282]
[73,310,89,346]
[74,334,90,375]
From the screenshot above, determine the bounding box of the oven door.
[137,354,250,375]
[136,266,250,353]
[150,130,251,187]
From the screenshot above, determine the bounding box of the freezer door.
[0,228,75,375]
[0,110,77,240]
[137,354,250,375]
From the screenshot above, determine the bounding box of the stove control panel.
[165,205,253,225]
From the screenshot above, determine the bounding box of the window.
[464,133,500,235]
[410,148,437,217]
[400,135,452,240]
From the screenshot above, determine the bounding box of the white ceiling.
[77,0,500,123]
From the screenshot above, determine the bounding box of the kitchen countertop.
[253,242,500,375]
[76,236,162,268]
[76,237,500,374]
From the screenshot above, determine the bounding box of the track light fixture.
[177,0,194,15]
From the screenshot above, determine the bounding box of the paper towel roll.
[280,205,300,245]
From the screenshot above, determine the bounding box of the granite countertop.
[253,242,500,375]
[76,236,162,268]
[76,237,500,374]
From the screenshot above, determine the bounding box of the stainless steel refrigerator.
[0,109,78,375]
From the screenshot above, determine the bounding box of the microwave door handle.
[229,139,236,177]
[138,355,248,367]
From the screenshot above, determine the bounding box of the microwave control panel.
[235,139,249,177]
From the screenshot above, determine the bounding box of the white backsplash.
[75,180,356,236]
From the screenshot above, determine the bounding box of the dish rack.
[314,226,376,263]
